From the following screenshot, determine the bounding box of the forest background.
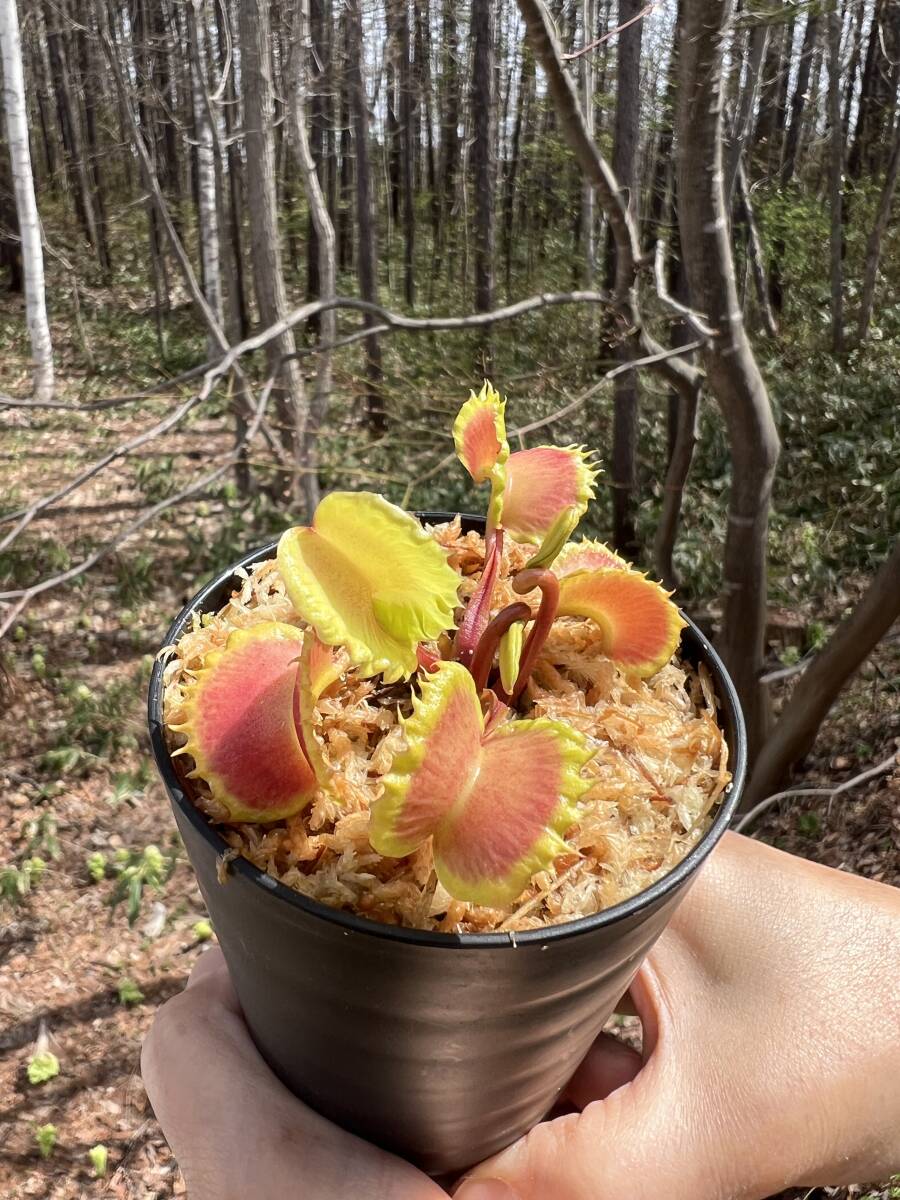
[0,0,898,1195]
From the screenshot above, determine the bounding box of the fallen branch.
[0,363,279,640]
[734,752,898,835]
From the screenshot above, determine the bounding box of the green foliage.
[27,1051,60,1085]
[134,454,177,502]
[1,857,46,905]
[35,1123,58,1159]
[109,843,176,924]
[117,976,145,1006]
[796,811,822,838]
[107,764,151,807]
[88,1143,109,1178]
[22,811,61,861]
[115,549,156,607]
[40,671,143,777]
[87,851,107,883]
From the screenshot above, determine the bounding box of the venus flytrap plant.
[171,381,688,908]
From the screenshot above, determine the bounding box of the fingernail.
[454,1179,521,1200]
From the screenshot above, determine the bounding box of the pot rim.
[148,515,746,949]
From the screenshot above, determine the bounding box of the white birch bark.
[1,0,54,400]
[289,0,337,514]
[189,0,223,357]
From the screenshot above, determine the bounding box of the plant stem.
[470,601,532,693]
[453,527,505,669]
[510,568,560,702]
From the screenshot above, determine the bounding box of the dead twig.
[733,753,898,835]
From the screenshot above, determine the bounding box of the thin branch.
[563,1,659,61]
[733,753,898,835]
[508,339,705,437]
[0,366,279,638]
[0,359,219,412]
[653,240,715,338]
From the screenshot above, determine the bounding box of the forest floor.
[1,303,898,1199]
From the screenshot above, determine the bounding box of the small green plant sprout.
[87,851,107,883]
[1,856,46,905]
[88,1143,109,1178]
[110,844,175,925]
[171,381,686,906]
[117,976,145,1006]
[192,918,213,942]
[35,1123,57,1159]
[27,1050,60,1085]
[22,811,61,861]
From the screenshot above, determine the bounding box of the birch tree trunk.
[608,0,643,560]
[1,0,54,401]
[471,0,496,368]
[290,0,338,515]
[579,0,597,285]
[239,0,309,500]
[677,0,780,760]
[188,0,223,358]
[347,0,386,431]
[827,3,843,354]
[780,11,819,187]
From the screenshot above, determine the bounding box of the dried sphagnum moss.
[162,519,730,933]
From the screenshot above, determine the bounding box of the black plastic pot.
[148,513,746,1176]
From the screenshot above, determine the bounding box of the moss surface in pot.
[161,382,731,933]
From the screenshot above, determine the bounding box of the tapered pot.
[148,513,746,1176]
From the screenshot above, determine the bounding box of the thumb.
[452,967,718,1200]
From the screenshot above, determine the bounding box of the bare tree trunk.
[435,0,460,276]
[780,11,819,187]
[1,0,54,400]
[736,160,778,338]
[579,0,597,284]
[745,541,900,807]
[677,0,781,758]
[847,0,899,178]
[827,3,843,354]
[42,0,102,260]
[724,18,768,203]
[188,0,223,358]
[289,0,337,515]
[73,2,112,277]
[471,0,496,368]
[239,0,309,499]
[857,118,900,345]
[608,0,643,560]
[503,42,532,295]
[399,0,416,307]
[347,0,385,432]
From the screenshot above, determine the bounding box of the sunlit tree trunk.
[579,0,597,285]
[470,0,496,370]
[608,0,643,560]
[827,3,843,354]
[290,0,337,514]
[188,0,223,357]
[1,0,54,400]
[347,0,385,431]
[239,0,309,500]
[677,0,780,759]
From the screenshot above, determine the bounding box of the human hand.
[141,947,445,1200]
[455,832,900,1200]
